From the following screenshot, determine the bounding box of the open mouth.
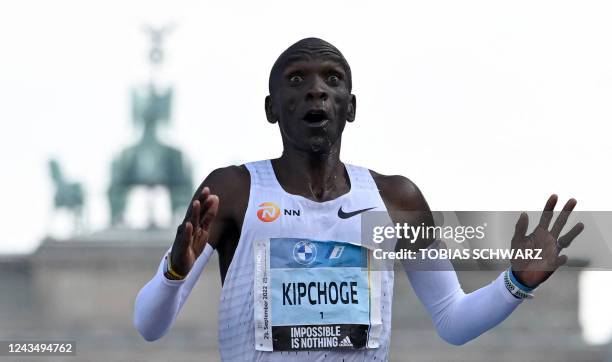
[302,110,329,127]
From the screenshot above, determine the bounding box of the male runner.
[134,38,584,361]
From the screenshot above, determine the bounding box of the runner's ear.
[346,94,356,123]
[265,95,279,124]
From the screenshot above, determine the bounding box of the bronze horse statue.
[108,84,192,226]
[49,159,84,230]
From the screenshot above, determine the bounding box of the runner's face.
[270,57,355,154]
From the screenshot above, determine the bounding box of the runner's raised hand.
[510,194,584,288]
[168,187,219,277]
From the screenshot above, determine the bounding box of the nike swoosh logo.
[338,206,376,219]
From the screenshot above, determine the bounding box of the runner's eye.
[289,75,303,84]
[327,74,340,85]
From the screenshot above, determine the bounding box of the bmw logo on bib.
[293,240,317,265]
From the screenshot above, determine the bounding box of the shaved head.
[269,37,352,96]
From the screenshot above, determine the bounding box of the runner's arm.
[133,166,248,341]
[402,243,521,345]
[373,172,521,345]
[133,244,214,341]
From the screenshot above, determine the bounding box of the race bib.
[254,238,382,351]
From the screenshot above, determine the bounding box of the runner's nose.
[306,76,329,104]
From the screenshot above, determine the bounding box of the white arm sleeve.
[403,242,522,345]
[133,243,214,341]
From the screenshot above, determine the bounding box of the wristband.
[166,254,187,280]
[503,268,534,299]
[508,268,535,292]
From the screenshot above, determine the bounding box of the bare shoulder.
[369,169,435,249]
[194,164,250,221]
[204,165,250,192]
[369,170,429,212]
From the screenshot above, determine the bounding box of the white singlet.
[218,160,393,361]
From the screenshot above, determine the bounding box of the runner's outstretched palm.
[510,195,584,288]
[170,187,219,276]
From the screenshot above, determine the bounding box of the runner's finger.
[197,187,211,225]
[201,195,219,230]
[512,212,529,244]
[184,221,194,248]
[538,194,558,229]
[555,254,568,269]
[557,222,585,249]
[550,198,577,239]
[191,200,201,234]
[198,187,211,208]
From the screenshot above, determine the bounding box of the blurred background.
[1,0,611,361]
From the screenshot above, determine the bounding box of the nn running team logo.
[257,202,281,222]
[256,202,301,222]
[293,240,317,265]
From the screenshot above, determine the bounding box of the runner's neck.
[272,152,350,202]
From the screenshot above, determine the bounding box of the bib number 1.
[253,238,382,351]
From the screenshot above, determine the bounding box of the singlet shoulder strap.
[345,163,378,192]
[244,160,278,190]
